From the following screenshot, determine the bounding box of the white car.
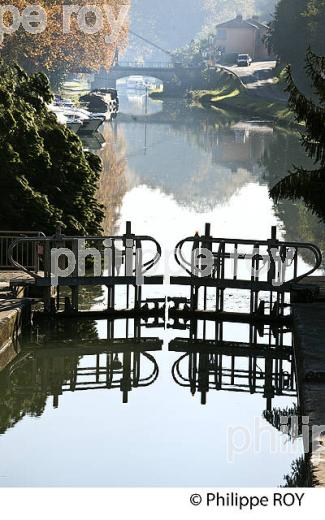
[237,54,253,67]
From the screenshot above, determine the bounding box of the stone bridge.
[91,62,205,93]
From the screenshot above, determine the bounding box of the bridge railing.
[116,62,175,69]
[0,231,45,271]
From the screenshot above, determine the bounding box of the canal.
[1,91,322,487]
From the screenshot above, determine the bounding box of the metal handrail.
[8,233,162,280]
[0,231,45,271]
[116,62,175,69]
[174,234,322,285]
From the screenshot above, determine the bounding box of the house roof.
[246,17,268,29]
[216,16,268,31]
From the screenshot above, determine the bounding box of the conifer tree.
[270,49,325,221]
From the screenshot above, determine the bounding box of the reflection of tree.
[0,373,47,435]
[123,100,271,212]
[262,128,309,188]
[34,320,99,343]
[263,400,314,487]
[273,200,325,268]
[282,456,313,487]
[0,352,78,434]
[0,321,98,434]
[97,123,127,235]
[270,54,325,224]
[59,284,105,311]
[261,127,325,265]
[263,404,301,438]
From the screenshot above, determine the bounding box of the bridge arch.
[92,64,180,89]
[91,63,204,93]
[116,74,163,90]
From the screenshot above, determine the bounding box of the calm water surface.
[1,92,316,486]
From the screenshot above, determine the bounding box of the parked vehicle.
[237,54,253,67]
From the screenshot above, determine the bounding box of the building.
[212,14,270,61]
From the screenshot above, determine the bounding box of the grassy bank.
[190,70,294,124]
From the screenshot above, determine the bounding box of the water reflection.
[116,101,272,211]
[0,319,163,435]
[104,95,325,266]
[118,91,163,117]
[1,337,161,407]
[97,123,128,235]
[91,92,325,260]
[1,99,313,486]
[0,312,303,486]
[169,325,296,410]
[0,317,296,421]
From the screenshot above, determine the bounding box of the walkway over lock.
[3,222,322,327]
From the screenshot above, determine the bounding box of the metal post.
[71,238,79,311]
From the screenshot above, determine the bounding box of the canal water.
[1,91,321,487]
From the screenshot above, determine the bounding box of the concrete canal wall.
[0,272,32,372]
[0,300,30,370]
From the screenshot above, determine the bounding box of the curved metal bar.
[7,233,162,278]
[287,243,322,282]
[8,237,43,279]
[136,237,162,275]
[174,235,322,283]
[7,351,160,394]
[136,352,159,386]
[174,238,196,276]
[171,354,192,387]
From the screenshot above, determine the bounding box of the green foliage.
[0,59,104,235]
[0,320,99,434]
[127,1,277,62]
[267,0,325,88]
[282,456,313,487]
[200,0,255,37]
[270,50,325,222]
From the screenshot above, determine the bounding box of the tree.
[255,0,278,21]
[0,1,129,80]
[305,1,325,55]
[270,50,325,222]
[267,0,309,65]
[200,0,255,37]
[0,59,104,234]
[267,0,325,88]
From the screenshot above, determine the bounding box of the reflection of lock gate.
[6,221,322,323]
[170,337,296,408]
[0,319,296,412]
[2,338,162,405]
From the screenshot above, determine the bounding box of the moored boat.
[49,102,105,135]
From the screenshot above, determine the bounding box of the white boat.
[126,76,147,91]
[49,103,104,135]
[54,95,74,108]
